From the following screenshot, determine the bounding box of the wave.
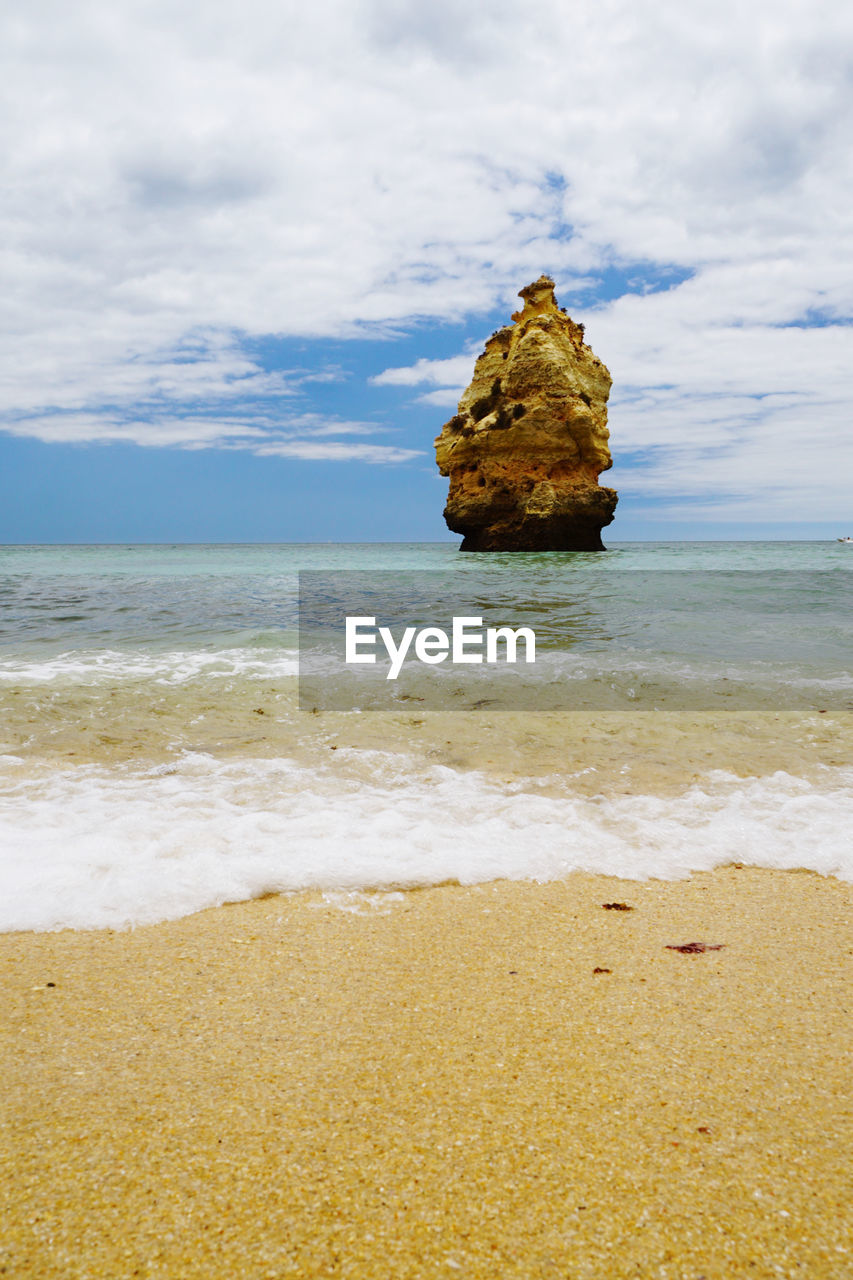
[0,647,299,685]
[1,752,850,931]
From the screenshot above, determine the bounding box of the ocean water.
[1,541,851,930]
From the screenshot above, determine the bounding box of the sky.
[2,0,852,542]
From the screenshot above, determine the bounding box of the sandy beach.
[2,867,850,1278]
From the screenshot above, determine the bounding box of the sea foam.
[1,752,850,931]
[0,647,299,685]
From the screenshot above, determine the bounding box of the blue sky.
[2,0,852,543]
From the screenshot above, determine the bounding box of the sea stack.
[434,276,617,551]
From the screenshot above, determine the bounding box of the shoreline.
[3,867,851,1278]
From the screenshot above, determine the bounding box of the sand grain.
[2,868,851,1278]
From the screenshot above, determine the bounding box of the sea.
[1,541,851,931]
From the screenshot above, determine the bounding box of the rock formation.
[434,275,617,551]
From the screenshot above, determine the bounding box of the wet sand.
[3,683,851,799]
[2,867,851,1278]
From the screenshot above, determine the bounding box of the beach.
[5,0,853,1269]
[2,541,851,1275]
[3,868,851,1278]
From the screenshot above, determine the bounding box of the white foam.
[0,648,298,685]
[1,753,851,931]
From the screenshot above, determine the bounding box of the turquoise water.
[1,540,851,658]
[1,542,851,930]
[1,544,850,710]
[3,538,851,580]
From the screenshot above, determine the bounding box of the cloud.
[371,353,478,389]
[371,350,477,408]
[589,281,853,518]
[415,388,467,408]
[4,413,265,448]
[254,441,423,463]
[4,408,395,454]
[2,0,852,502]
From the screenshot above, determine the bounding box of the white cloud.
[3,414,264,448]
[254,441,423,463]
[370,350,477,409]
[590,284,853,519]
[1,0,853,499]
[415,388,467,409]
[371,352,478,389]
[4,409,389,452]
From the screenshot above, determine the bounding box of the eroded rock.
[434,275,617,551]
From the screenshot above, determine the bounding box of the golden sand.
[2,868,851,1278]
